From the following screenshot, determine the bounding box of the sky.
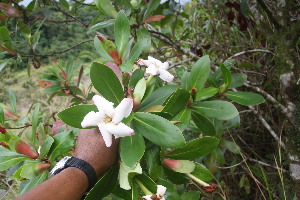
[19,0,189,6]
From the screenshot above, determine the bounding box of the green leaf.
[21,163,40,180]
[192,100,239,120]
[181,71,190,89]
[120,130,145,169]
[156,178,181,200]
[195,87,219,101]
[31,103,40,145]
[119,162,142,190]
[94,0,118,18]
[120,60,134,72]
[190,162,213,181]
[0,26,11,42]
[48,131,75,162]
[163,166,189,184]
[137,27,151,50]
[129,69,144,87]
[20,172,48,194]
[45,85,63,93]
[59,0,69,9]
[132,112,186,148]
[225,91,265,106]
[142,0,160,20]
[165,137,219,159]
[241,0,250,16]
[187,55,211,91]
[58,105,97,128]
[85,164,119,199]
[165,159,195,173]
[135,173,157,194]
[0,146,27,157]
[0,106,4,124]
[172,108,191,131]
[212,147,225,164]
[137,85,179,111]
[181,191,201,200]
[144,146,162,181]
[93,36,114,61]
[221,64,232,89]
[0,156,29,171]
[220,139,240,154]
[191,112,216,136]
[162,88,190,117]
[115,11,130,57]
[0,60,9,72]
[88,19,115,34]
[127,39,148,62]
[39,136,54,159]
[8,89,17,114]
[90,62,124,105]
[229,73,247,89]
[133,78,146,105]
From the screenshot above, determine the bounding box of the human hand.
[74,128,119,177]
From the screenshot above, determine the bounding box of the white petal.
[81,111,105,128]
[147,56,157,64]
[142,195,152,200]
[161,62,169,70]
[158,68,174,83]
[157,185,167,198]
[112,98,133,123]
[146,64,158,75]
[92,95,115,117]
[137,59,151,67]
[98,123,113,147]
[105,122,134,137]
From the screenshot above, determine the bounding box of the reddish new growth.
[15,141,39,159]
[38,80,54,89]
[97,35,105,42]
[0,126,6,134]
[203,184,217,193]
[0,142,9,148]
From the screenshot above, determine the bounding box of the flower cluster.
[143,185,167,200]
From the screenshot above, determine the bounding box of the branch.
[169,58,193,69]
[226,49,275,60]
[20,39,93,57]
[31,14,77,23]
[71,0,96,7]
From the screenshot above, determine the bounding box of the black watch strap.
[65,157,97,190]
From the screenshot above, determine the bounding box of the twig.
[226,49,275,60]
[71,0,96,6]
[31,14,76,23]
[247,157,288,173]
[169,58,193,69]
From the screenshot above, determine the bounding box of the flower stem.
[186,173,210,187]
[146,75,154,86]
[135,178,152,195]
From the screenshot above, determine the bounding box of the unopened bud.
[0,126,6,134]
[163,159,195,173]
[61,71,67,79]
[97,35,105,42]
[36,163,51,174]
[0,142,9,148]
[15,141,39,159]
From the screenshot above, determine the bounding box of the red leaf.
[38,80,54,89]
[0,126,6,134]
[143,15,165,23]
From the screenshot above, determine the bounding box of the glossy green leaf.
[0,146,27,157]
[20,172,48,194]
[220,139,240,154]
[192,100,239,120]
[120,130,145,169]
[180,71,190,89]
[59,0,69,9]
[127,39,148,62]
[0,60,9,73]
[0,26,11,42]
[190,162,213,181]
[137,85,179,111]
[181,191,201,200]
[135,173,157,194]
[187,55,211,91]
[225,91,265,106]
[93,36,114,61]
[137,27,151,50]
[119,162,142,190]
[8,89,17,114]
[120,60,134,72]
[58,105,98,128]
[111,186,132,200]
[165,137,219,159]
[191,112,216,136]
[162,88,190,117]
[87,19,115,34]
[45,85,63,93]
[132,112,186,148]
[229,73,247,89]
[156,178,181,200]
[94,0,118,18]
[0,107,4,124]
[39,136,54,159]
[85,164,119,199]
[163,166,189,184]
[144,146,162,181]
[0,156,29,171]
[129,69,144,87]
[115,11,130,57]
[31,103,40,146]
[21,163,40,180]
[172,108,191,131]
[195,87,219,101]
[221,64,232,89]
[142,0,160,20]
[90,62,124,105]
[48,131,75,162]
[212,147,225,164]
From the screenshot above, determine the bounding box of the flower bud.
[15,141,39,159]
[0,126,6,134]
[163,159,195,173]
[35,163,51,174]
[0,142,9,148]
[4,110,18,120]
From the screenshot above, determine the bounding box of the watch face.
[50,156,71,175]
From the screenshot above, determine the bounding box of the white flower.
[137,56,174,83]
[143,185,167,200]
[81,95,134,147]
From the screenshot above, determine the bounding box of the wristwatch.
[50,156,97,190]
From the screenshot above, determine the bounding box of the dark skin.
[16,128,119,200]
